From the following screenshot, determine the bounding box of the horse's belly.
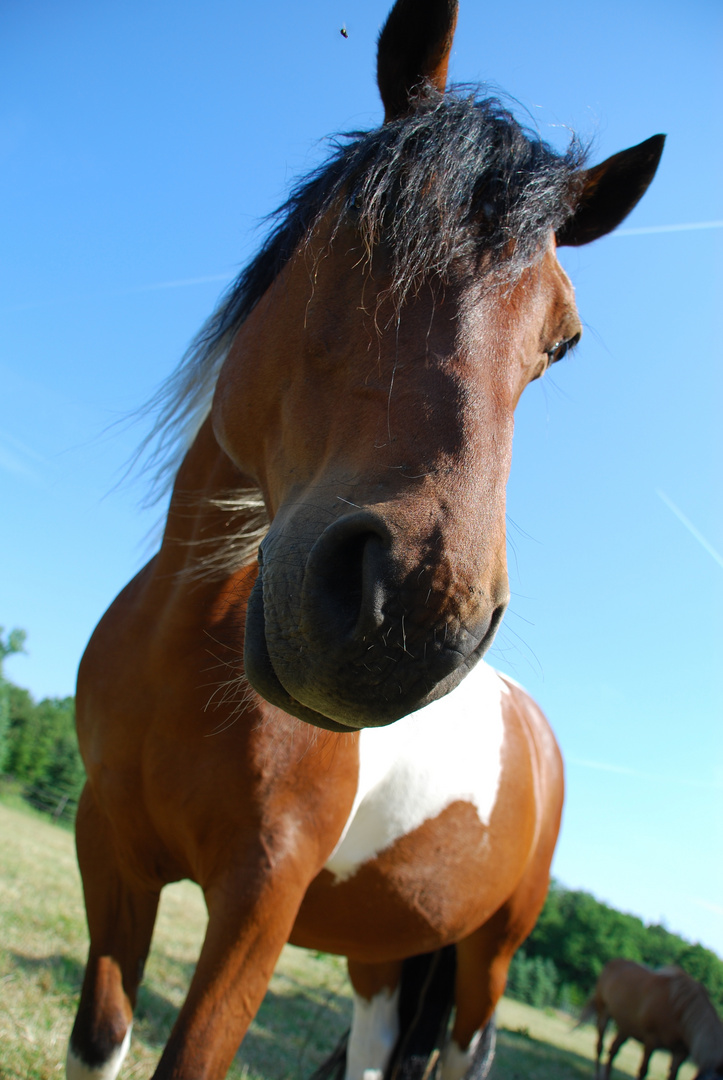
[291,663,520,958]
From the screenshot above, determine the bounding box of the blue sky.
[2,1,721,957]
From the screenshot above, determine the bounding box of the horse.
[66,1,664,1078]
[582,959,723,1080]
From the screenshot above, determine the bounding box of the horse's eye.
[546,332,580,366]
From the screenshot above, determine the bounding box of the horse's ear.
[377,0,458,123]
[556,134,665,246]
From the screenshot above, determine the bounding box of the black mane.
[216,86,585,334]
[137,86,586,501]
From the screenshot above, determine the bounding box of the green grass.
[0,799,697,1080]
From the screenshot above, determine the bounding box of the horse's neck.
[688,1010,723,1067]
[673,978,723,1065]
[155,414,268,584]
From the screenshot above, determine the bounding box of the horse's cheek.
[211,361,281,485]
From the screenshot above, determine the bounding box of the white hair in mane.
[176,491,269,582]
[130,304,243,509]
[125,301,272,580]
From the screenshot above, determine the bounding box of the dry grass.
[0,800,697,1080]
[492,998,697,1080]
[0,801,351,1079]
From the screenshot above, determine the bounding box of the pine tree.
[0,626,27,771]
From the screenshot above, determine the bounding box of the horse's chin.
[243,571,502,731]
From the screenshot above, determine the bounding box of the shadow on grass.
[235,979,352,1079]
[136,967,352,1079]
[492,1026,630,1080]
[8,951,85,1000]
[12,951,626,1080]
[8,951,351,1080]
[7,949,197,1048]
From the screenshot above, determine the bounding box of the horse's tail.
[309,945,497,1080]
[308,947,458,1080]
[573,993,599,1030]
[385,945,497,1079]
[385,946,457,1080]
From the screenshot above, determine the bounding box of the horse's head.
[212,0,663,731]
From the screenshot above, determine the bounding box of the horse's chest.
[324,662,507,883]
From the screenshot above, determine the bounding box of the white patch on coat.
[66,1025,132,1080]
[345,985,400,1080]
[325,661,507,881]
[440,1031,481,1080]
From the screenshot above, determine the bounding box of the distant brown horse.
[67,1,664,1078]
[583,959,723,1080]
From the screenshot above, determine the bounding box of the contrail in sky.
[693,898,723,918]
[657,489,723,570]
[568,756,723,790]
[615,219,723,236]
[567,757,642,777]
[124,223,723,293]
[6,222,721,314]
[118,273,233,294]
[123,223,722,293]
[4,272,238,314]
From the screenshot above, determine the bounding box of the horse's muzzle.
[243,509,508,730]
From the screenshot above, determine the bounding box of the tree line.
[2,627,722,1014]
[508,879,723,1015]
[0,626,84,823]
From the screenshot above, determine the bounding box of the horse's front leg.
[151,845,313,1080]
[68,784,160,1080]
[666,1049,687,1080]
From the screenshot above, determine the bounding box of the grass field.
[0,800,697,1080]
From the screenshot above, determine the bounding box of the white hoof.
[66,1023,132,1080]
[439,1030,481,1080]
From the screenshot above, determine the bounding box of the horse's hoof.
[464,1018,496,1080]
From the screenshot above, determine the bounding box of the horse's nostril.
[321,531,387,636]
[321,532,365,631]
[306,514,391,639]
[481,600,507,653]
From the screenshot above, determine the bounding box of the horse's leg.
[595,1013,610,1080]
[345,959,403,1080]
[150,854,314,1080]
[636,1044,654,1080]
[68,784,160,1080]
[603,1032,627,1080]
[438,913,509,1080]
[666,1049,687,1080]
[439,732,563,1080]
[443,830,564,1080]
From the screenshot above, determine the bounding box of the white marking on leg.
[440,1030,481,1080]
[66,1024,132,1080]
[345,985,400,1080]
[326,661,507,881]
